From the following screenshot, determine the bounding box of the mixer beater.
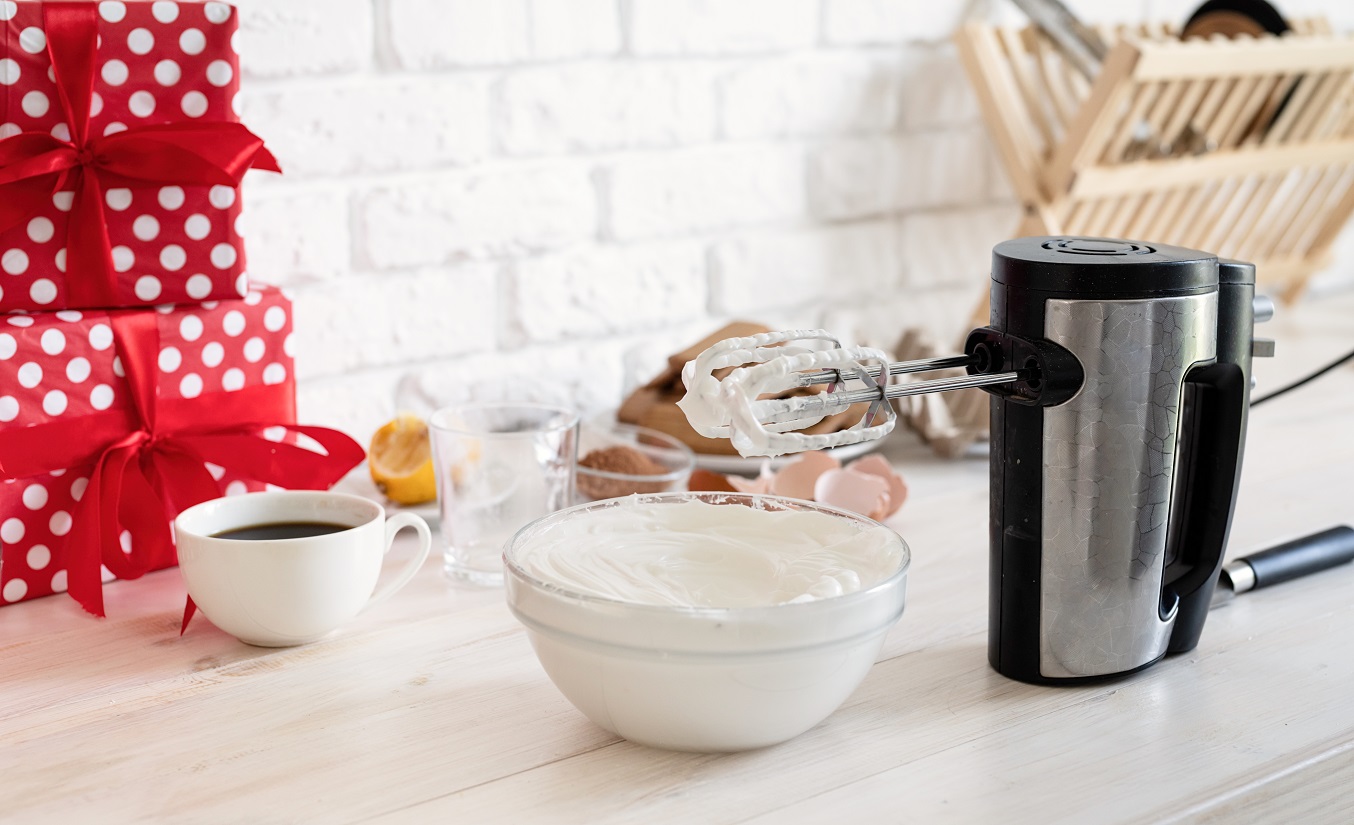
[678,326,1068,458]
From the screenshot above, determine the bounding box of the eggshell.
[847,454,909,517]
[769,451,841,500]
[813,468,890,519]
[727,473,772,494]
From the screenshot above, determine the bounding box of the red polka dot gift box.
[0,287,364,615]
[0,1,277,313]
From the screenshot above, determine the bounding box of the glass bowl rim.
[504,491,911,618]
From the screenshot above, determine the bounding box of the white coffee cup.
[175,491,431,647]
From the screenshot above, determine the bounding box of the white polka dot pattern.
[18,27,45,54]
[206,59,232,87]
[22,484,47,510]
[151,2,178,23]
[132,215,159,241]
[181,90,207,117]
[43,390,68,416]
[179,28,205,55]
[127,27,154,55]
[185,273,212,299]
[99,2,126,24]
[21,90,48,117]
[200,340,224,367]
[2,517,26,543]
[134,275,162,301]
[204,3,231,25]
[111,246,134,271]
[159,244,186,271]
[66,357,91,383]
[158,346,182,373]
[180,372,203,398]
[50,511,72,536]
[27,217,54,243]
[155,57,181,86]
[40,329,65,355]
[128,90,156,117]
[101,58,129,86]
[179,315,203,341]
[2,249,29,274]
[158,186,185,210]
[184,214,211,240]
[105,189,132,211]
[0,1,250,313]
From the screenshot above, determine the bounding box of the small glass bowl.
[574,421,695,503]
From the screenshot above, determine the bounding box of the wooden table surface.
[3,294,1353,824]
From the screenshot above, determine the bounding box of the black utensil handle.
[1247,526,1354,589]
[1160,361,1247,617]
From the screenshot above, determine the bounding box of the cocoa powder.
[577,445,672,500]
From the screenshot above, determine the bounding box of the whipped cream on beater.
[513,500,903,608]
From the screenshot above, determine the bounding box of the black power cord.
[1250,345,1354,407]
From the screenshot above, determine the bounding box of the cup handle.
[360,513,432,614]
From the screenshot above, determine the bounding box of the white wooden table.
[3,295,1353,824]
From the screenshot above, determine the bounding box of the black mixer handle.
[1159,361,1248,621]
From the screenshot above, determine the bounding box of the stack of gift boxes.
[0,1,362,616]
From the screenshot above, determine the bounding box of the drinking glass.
[429,403,578,586]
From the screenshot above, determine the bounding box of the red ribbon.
[0,311,365,618]
[0,2,279,308]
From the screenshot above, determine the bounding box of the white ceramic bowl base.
[524,626,891,752]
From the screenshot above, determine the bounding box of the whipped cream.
[677,328,895,457]
[512,499,903,608]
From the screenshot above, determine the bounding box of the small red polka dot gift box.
[0,287,364,615]
[0,1,277,313]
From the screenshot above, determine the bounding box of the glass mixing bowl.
[504,491,910,752]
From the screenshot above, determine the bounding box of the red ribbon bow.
[0,2,278,308]
[0,309,365,618]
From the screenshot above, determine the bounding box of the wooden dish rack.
[957,18,1354,305]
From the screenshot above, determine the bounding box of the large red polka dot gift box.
[0,288,364,615]
[0,0,277,313]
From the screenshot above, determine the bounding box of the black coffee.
[211,521,351,541]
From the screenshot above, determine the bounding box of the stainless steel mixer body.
[1036,293,1216,678]
[979,238,1257,684]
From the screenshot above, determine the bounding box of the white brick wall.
[355,164,597,267]
[629,0,818,55]
[228,0,1354,444]
[604,145,809,240]
[498,63,717,155]
[384,0,622,67]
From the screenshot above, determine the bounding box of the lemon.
[369,414,436,506]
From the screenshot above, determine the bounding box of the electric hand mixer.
[680,237,1273,684]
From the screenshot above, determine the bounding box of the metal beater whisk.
[677,329,1025,458]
